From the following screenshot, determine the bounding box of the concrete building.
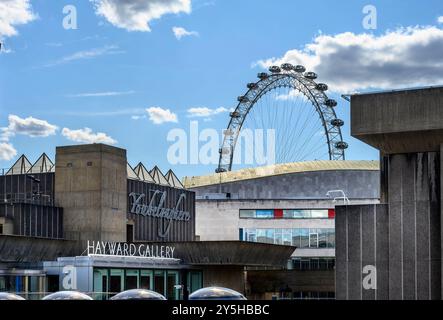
[0,144,293,300]
[184,161,380,299]
[336,86,443,300]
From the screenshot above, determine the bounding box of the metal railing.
[1,193,54,206]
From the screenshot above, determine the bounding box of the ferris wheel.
[216,63,348,173]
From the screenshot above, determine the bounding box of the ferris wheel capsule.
[269,66,281,73]
[294,65,306,73]
[304,72,318,80]
[331,119,344,127]
[316,83,328,91]
[257,72,269,80]
[237,96,249,103]
[325,99,337,107]
[335,141,349,150]
[281,63,294,71]
[247,82,259,90]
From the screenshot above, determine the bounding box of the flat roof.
[349,85,443,97]
[183,160,379,188]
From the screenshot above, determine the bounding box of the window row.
[239,209,335,220]
[291,258,335,271]
[240,228,335,248]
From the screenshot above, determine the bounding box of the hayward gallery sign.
[128,190,191,238]
[87,241,176,259]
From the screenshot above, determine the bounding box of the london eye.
[216,63,348,173]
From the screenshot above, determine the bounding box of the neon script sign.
[129,190,190,238]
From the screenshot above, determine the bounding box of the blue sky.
[1,0,443,178]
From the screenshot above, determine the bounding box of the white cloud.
[67,90,135,98]
[276,90,309,101]
[438,16,443,24]
[62,127,117,145]
[0,0,36,39]
[146,107,178,124]
[0,143,17,161]
[91,0,191,32]
[44,45,123,67]
[61,108,145,117]
[172,26,199,39]
[187,107,230,118]
[255,26,443,92]
[0,115,56,161]
[131,115,147,120]
[2,115,58,140]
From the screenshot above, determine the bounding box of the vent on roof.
[165,169,184,189]
[6,155,32,175]
[133,162,155,183]
[127,163,140,180]
[149,166,170,186]
[28,153,54,174]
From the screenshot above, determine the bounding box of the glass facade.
[239,209,335,219]
[241,228,335,248]
[0,274,45,300]
[92,268,203,300]
[291,258,335,270]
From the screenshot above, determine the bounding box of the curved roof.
[183,160,379,188]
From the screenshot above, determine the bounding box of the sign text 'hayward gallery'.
[87,241,176,259]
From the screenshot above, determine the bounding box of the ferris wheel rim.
[216,64,347,173]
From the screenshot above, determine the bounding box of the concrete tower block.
[54,144,127,242]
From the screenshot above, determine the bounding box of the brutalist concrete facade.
[336,86,443,300]
[55,144,128,242]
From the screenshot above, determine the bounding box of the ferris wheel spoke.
[220,64,347,172]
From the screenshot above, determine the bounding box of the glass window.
[282,210,294,218]
[256,229,267,243]
[239,210,255,218]
[300,229,310,248]
[266,229,274,244]
[110,269,124,295]
[125,269,139,290]
[292,210,307,218]
[292,229,301,247]
[256,210,273,219]
[309,231,318,248]
[319,259,328,270]
[301,259,310,270]
[188,271,203,294]
[292,258,301,270]
[310,258,319,270]
[327,229,335,248]
[93,269,108,300]
[282,229,292,246]
[246,229,256,242]
[274,229,282,245]
[167,271,179,300]
[140,270,153,290]
[311,210,328,218]
[154,271,165,296]
[318,229,328,248]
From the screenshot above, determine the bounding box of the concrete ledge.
[351,86,443,154]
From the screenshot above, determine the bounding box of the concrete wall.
[202,266,245,293]
[55,144,127,242]
[191,170,380,200]
[351,87,443,154]
[336,153,442,300]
